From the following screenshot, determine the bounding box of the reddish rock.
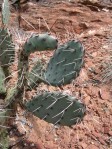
[98,137,107,145]
[109,131,112,136]
[44,141,58,149]
[84,95,91,105]
[104,126,109,134]
[92,131,102,139]
[91,52,98,57]
[86,85,99,98]
[99,87,111,100]
[78,68,89,83]
[45,134,54,141]
[87,144,99,149]
[81,142,88,149]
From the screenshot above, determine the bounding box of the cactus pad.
[44,40,85,86]
[2,0,10,26]
[24,33,58,55]
[0,66,6,94]
[0,29,15,67]
[28,60,45,89]
[0,108,7,126]
[26,92,86,126]
[0,108,9,148]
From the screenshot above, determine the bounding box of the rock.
[92,131,102,139]
[78,69,89,82]
[63,90,72,95]
[91,52,98,57]
[86,85,99,98]
[87,144,99,149]
[99,87,111,100]
[102,8,109,12]
[104,126,109,134]
[84,95,90,105]
[81,142,88,148]
[103,124,110,134]
[109,131,112,136]
[98,137,107,145]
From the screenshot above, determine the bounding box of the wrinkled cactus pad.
[26,92,86,126]
[44,40,85,86]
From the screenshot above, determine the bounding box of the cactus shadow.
[8,125,41,149]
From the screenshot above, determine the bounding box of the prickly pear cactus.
[28,60,46,89]
[2,0,10,26]
[0,129,9,149]
[0,29,15,67]
[24,33,58,55]
[0,108,7,126]
[0,66,6,94]
[26,92,86,126]
[44,40,85,86]
[0,106,9,149]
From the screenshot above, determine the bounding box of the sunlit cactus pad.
[24,33,58,55]
[0,66,6,94]
[44,40,85,86]
[0,29,15,67]
[26,92,86,126]
[2,0,10,25]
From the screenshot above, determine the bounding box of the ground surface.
[1,0,112,149]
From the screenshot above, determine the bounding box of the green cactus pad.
[24,33,58,55]
[5,86,17,103]
[26,92,86,126]
[0,29,15,67]
[2,0,10,26]
[28,60,46,89]
[0,66,6,94]
[0,108,9,148]
[44,40,85,86]
[0,109,7,126]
